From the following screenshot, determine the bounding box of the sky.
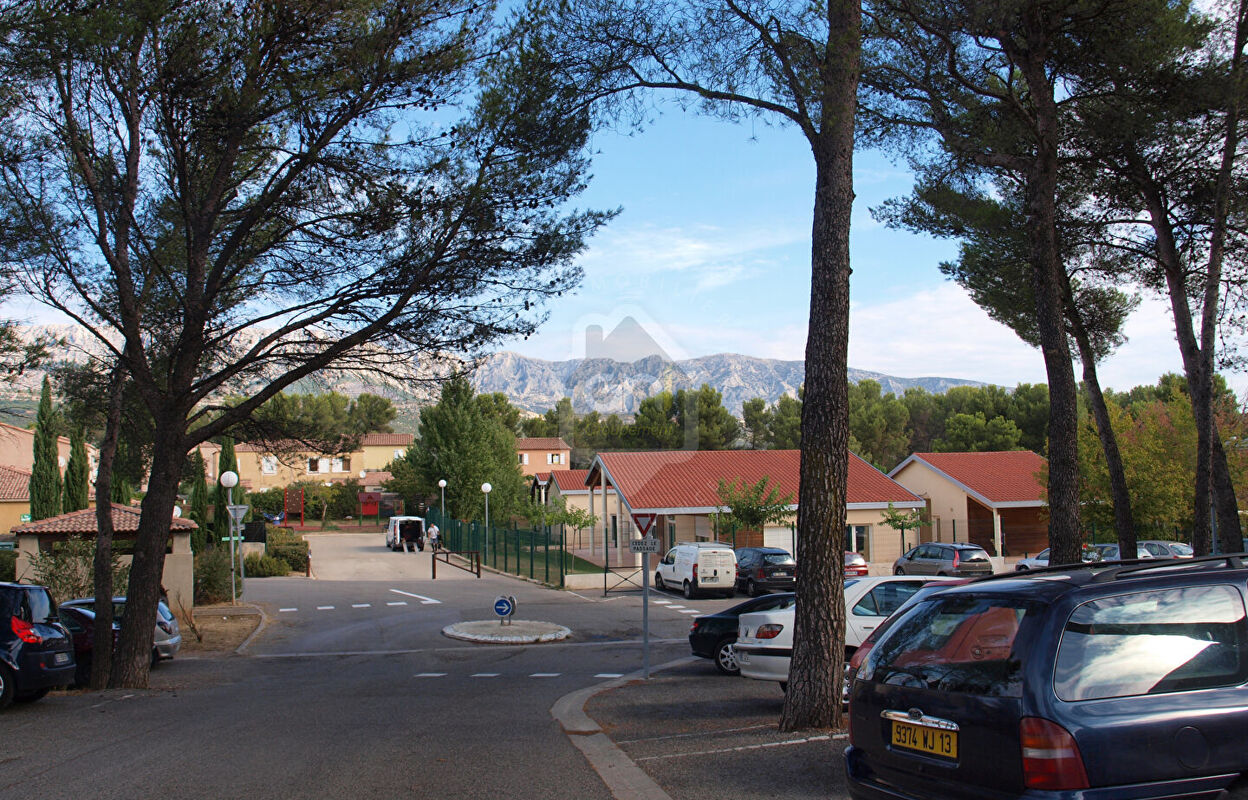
[511,107,1239,397]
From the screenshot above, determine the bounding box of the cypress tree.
[62,426,89,512]
[214,437,238,542]
[29,376,62,520]
[188,450,209,553]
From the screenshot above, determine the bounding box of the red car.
[56,605,119,687]
[845,552,869,577]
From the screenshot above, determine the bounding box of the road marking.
[595,673,624,678]
[472,673,500,678]
[635,734,843,762]
[389,589,441,605]
[530,673,560,678]
[352,603,371,608]
[679,609,700,614]
[316,606,334,610]
[279,608,297,613]
[386,601,407,606]
[666,605,686,610]
[652,599,671,605]
[414,672,447,678]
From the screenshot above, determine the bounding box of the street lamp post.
[481,482,492,563]
[438,479,446,525]
[220,470,239,605]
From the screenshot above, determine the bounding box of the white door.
[763,525,795,552]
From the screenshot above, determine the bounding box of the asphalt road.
[2,533,774,800]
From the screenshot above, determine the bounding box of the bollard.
[305,552,312,577]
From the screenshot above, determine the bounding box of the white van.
[385,516,426,552]
[654,542,737,599]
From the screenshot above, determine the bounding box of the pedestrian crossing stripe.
[529,673,560,678]
[471,673,500,678]
[279,608,297,612]
[386,601,407,606]
[414,672,448,677]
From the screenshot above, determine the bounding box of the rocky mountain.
[5,325,984,424]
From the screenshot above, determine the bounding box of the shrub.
[248,487,285,517]
[27,535,129,602]
[243,552,288,577]
[266,528,309,572]
[0,550,15,582]
[328,480,362,519]
[194,547,240,604]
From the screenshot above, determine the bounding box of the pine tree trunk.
[779,0,859,733]
[90,364,127,690]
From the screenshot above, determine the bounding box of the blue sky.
[514,108,1228,397]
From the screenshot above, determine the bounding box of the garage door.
[764,525,796,553]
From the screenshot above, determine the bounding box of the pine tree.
[61,426,89,512]
[29,376,62,520]
[188,450,210,553]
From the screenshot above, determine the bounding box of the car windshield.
[763,553,795,566]
[863,594,1043,697]
[1168,542,1194,556]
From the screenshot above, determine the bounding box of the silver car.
[1139,539,1193,558]
[62,596,181,665]
[893,542,994,577]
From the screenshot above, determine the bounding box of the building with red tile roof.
[529,469,616,548]
[0,464,31,540]
[230,432,414,491]
[582,449,923,563]
[516,437,571,477]
[12,503,197,610]
[889,451,1048,558]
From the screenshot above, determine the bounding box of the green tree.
[0,0,605,687]
[238,391,397,455]
[848,380,911,471]
[742,398,770,449]
[880,503,928,557]
[30,376,61,520]
[631,392,681,449]
[675,385,740,450]
[404,377,526,523]
[61,426,90,513]
[214,438,239,545]
[934,413,1024,453]
[713,477,794,545]
[188,451,210,554]
[769,394,803,450]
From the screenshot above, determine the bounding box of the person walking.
[427,523,440,552]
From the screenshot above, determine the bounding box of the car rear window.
[25,587,55,623]
[958,548,990,562]
[863,595,1041,697]
[1054,584,1248,701]
[762,553,795,566]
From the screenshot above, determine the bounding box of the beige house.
[230,433,414,490]
[531,469,617,547]
[889,450,1049,559]
[516,437,571,477]
[0,420,99,480]
[582,449,926,569]
[0,464,31,535]
[12,504,197,612]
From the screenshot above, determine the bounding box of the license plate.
[54,651,70,665]
[774,571,790,577]
[892,720,958,760]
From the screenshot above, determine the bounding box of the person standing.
[427,523,440,552]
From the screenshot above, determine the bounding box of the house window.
[547,453,563,465]
[318,457,330,474]
[261,456,278,475]
[519,453,529,465]
[331,457,344,473]
[845,524,873,561]
[393,449,404,460]
[307,458,319,473]
[342,456,351,473]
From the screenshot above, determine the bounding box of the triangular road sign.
[631,512,657,536]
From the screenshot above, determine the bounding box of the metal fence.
[425,508,568,587]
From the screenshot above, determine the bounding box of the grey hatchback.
[893,543,994,577]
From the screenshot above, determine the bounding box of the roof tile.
[903,451,1047,504]
[12,503,198,535]
[517,437,570,451]
[0,464,30,502]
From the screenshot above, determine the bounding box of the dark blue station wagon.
[845,556,1248,800]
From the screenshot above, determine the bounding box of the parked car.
[735,576,958,690]
[689,592,796,674]
[385,516,426,552]
[1093,542,1153,561]
[56,605,119,687]
[0,582,75,709]
[734,547,796,596]
[893,543,994,577]
[845,552,869,577]
[1014,546,1103,571]
[845,556,1248,800]
[1140,539,1194,558]
[655,542,737,599]
[62,596,181,665]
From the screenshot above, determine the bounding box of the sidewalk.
[556,657,849,800]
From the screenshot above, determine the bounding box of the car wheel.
[779,681,787,693]
[151,648,160,667]
[714,639,739,675]
[654,573,665,590]
[683,580,696,600]
[937,571,949,577]
[1016,564,1029,572]
[893,567,905,575]
[747,579,759,597]
[15,688,48,703]
[0,663,14,710]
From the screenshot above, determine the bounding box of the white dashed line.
[386,601,407,606]
[666,605,686,610]
[652,599,671,605]
[680,609,700,614]
[316,606,334,610]
[472,673,501,678]
[352,603,370,608]
[529,673,560,678]
[595,673,624,678]
[279,608,297,613]
[414,673,447,678]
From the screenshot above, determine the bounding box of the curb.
[442,620,572,644]
[551,656,697,800]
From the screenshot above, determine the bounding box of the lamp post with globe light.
[482,482,491,564]
[438,479,446,525]
[220,471,239,604]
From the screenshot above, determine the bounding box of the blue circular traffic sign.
[493,596,514,617]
